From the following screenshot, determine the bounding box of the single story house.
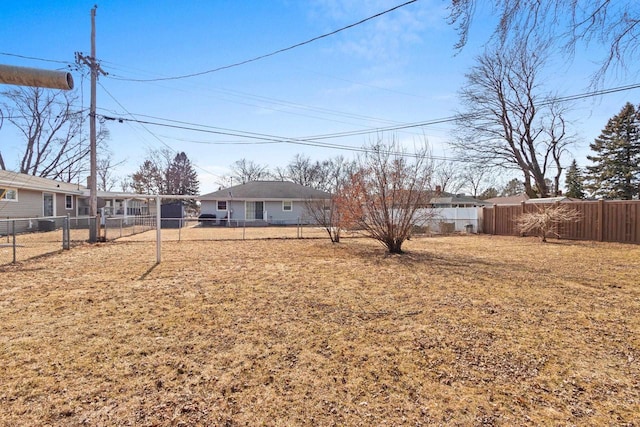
[0,170,151,233]
[0,170,85,219]
[199,181,331,226]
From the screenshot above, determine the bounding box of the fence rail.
[482,200,640,243]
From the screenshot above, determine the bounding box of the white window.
[0,188,17,201]
[65,195,73,210]
[282,200,293,211]
[217,201,227,211]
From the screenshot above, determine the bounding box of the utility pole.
[76,6,106,242]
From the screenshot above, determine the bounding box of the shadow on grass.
[139,263,160,280]
[342,236,567,283]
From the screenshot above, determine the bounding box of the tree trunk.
[386,239,404,254]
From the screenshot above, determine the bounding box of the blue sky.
[1,0,638,194]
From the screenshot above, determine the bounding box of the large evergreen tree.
[166,152,200,211]
[131,150,200,210]
[586,103,640,199]
[564,159,585,199]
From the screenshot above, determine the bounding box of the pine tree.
[564,159,585,199]
[166,152,200,211]
[500,178,524,197]
[586,102,640,199]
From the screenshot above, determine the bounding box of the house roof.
[0,170,149,200]
[484,193,530,205]
[484,193,579,205]
[200,181,331,201]
[524,196,580,204]
[0,170,84,194]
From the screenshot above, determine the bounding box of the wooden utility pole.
[76,6,106,242]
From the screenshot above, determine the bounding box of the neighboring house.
[0,170,152,233]
[93,191,153,217]
[0,170,85,219]
[200,181,331,226]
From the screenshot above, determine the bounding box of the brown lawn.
[0,233,638,426]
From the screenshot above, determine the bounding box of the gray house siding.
[55,193,77,216]
[264,200,308,224]
[1,190,79,218]
[1,188,42,218]
[0,189,48,234]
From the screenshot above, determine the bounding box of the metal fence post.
[12,220,16,263]
[63,215,70,250]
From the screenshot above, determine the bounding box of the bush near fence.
[482,200,640,244]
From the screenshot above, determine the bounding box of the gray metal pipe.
[0,64,74,90]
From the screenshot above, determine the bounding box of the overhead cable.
[106,0,418,82]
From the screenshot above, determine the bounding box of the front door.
[43,193,54,216]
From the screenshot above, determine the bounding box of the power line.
[97,82,225,180]
[0,51,73,66]
[98,113,465,161]
[95,81,640,162]
[106,0,418,82]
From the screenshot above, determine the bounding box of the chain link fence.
[0,215,157,266]
[1,214,331,265]
[117,217,329,243]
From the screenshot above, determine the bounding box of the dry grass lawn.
[0,232,638,426]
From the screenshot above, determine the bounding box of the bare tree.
[516,204,582,242]
[285,154,322,188]
[448,0,639,81]
[452,41,575,198]
[1,87,108,182]
[433,160,465,194]
[339,137,434,254]
[96,152,125,192]
[460,164,496,198]
[304,156,356,243]
[230,158,271,184]
[131,159,163,195]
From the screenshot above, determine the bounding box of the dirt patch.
[0,234,638,425]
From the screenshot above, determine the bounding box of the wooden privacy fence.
[482,200,640,244]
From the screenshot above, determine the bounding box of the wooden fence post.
[520,201,526,236]
[491,206,497,235]
[597,199,604,242]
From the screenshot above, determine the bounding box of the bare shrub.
[516,204,582,242]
